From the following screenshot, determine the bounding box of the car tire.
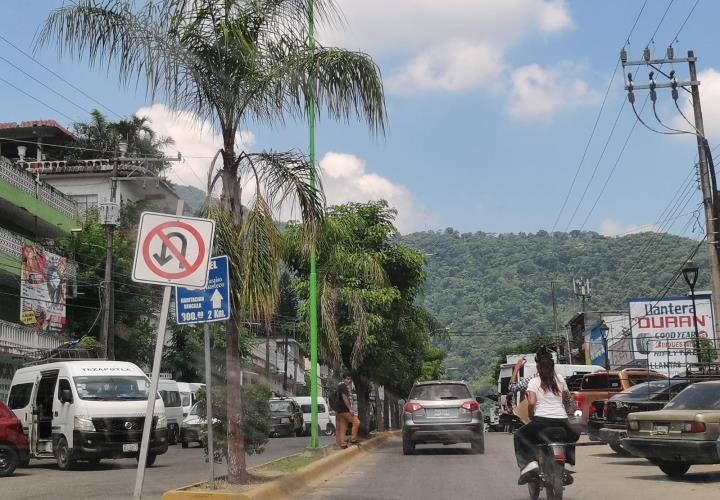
[471,437,485,455]
[181,440,189,449]
[55,437,74,471]
[0,444,19,477]
[402,438,415,456]
[657,461,690,478]
[609,442,631,457]
[168,425,178,445]
[324,423,336,436]
[295,428,304,437]
[137,453,157,467]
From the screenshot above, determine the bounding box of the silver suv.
[402,380,484,455]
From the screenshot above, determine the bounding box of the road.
[3,434,335,500]
[300,433,720,500]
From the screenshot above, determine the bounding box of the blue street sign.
[175,255,230,324]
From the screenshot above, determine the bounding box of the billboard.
[628,295,715,376]
[20,244,67,332]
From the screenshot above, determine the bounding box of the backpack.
[328,383,341,411]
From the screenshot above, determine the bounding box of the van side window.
[57,379,72,400]
[160,390,182,407]
[8,383,33,409]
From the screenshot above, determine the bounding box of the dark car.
[0,400,29,477]
[588,379,692,455]
[269,398,304,437]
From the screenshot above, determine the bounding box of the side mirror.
[475,396,485,403]
[61,389,73,404]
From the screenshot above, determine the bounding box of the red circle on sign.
[142,220,206,280]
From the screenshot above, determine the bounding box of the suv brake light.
[682,422,706,433]
[573,393,585,410]
[403,402,423,413]
[461,401,479,412]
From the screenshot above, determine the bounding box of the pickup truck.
[572,369,666,430]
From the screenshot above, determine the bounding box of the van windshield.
[73,376,154,401]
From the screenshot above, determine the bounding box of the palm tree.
[39,0,385,482]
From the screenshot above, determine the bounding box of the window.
[581,375,621,390]
[180,391,192,407]
[665,383,720,410]
[270,401,294,413]
[409,383,472,401]
[300,404,326,413]
[8,383,33,409]
[57,379,73,401]
[73,376,157,401]
[160,390,182,407]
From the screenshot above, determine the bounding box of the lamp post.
[682,260,701,360]
[599,321,610,370]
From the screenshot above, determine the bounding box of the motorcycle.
[527,427,574,500]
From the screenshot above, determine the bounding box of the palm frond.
[318,279,341,362]
[347,289,369,369]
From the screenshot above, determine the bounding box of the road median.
[162,430,400,500]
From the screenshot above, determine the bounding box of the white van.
[176,382,205,418]
[293,396,335,436]
[157,379,184,445]
[7,360,169,469]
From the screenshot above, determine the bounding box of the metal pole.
[551,282,561,360]
[283,329,289,393]
[688,51,720,344]
[307,0,320,449]
[133,199,184,500]
[100,155,119,359]
[204,322,214,489]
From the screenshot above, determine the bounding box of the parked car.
[572,369,666,428]
[622,380,720,478]
[269,398,304,437]
[588,379,692,454]
[293,396,335,436]
[180,403,204,448]
[402,380,484,455]
[8,360,168,469]
[0,400,29,477]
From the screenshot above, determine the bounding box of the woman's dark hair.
[342,371,352,379]
[536,357,560,396]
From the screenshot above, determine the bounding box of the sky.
[1,0,718,236]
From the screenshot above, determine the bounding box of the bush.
[196,384,272,461]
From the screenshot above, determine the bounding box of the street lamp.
[599,321,610,370]
[682,260,701,359]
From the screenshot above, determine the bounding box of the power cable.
[0,76,76,123]
[669,0,701,46]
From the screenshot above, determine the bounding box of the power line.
[0,76,76,123]
[669,0,701,45]
[649,0,675,46]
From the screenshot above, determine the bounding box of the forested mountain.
[400,229,710,389]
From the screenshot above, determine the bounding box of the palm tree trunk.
[354,376,371,437]
[221,141,247,483]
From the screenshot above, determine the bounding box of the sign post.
[131,206,215,500]
[175,255,231,490]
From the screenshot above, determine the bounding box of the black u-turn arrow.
[153,231,188,268]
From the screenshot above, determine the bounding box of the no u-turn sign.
[132,212,216,288]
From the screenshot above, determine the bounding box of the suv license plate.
[652,425,669,435]
[433,409,452,417]
[123,443,139,453]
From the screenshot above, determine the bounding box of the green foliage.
[196,384,272,460]
[419,346,445,381]
[401,229,709,388]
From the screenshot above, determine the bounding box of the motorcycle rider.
[512,346,579,485]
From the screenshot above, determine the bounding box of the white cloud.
[322,0,573,95]
[135,104,255,192]
[319,152,434,233]
[506,62,601,121]
[599,218,659,237]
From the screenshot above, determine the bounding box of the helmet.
[534,345,554,363]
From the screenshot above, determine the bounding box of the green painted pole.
[307,0,320,450]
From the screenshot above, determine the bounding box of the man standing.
[333,372,360,448]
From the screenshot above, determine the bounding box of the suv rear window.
[410,383,471,401]
[581,374,621,390]
[300,404,326,413]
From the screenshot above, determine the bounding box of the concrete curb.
[162,431,400,500]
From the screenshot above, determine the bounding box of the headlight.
[156,415,168,429]
[74,416,95,432]
[280,417,291,424]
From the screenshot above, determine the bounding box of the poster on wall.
[20,244,67,332]
[628,294,715,376]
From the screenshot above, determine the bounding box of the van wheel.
[0,444,19,477]
[168,425,178,445]
[657,461,690,478]
[55,437,75,470]
[181,440,189,449]
[324,423,336,436]
[137,453,157,467]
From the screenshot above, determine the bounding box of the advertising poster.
[20,244,67,332]
[628,295,715,376]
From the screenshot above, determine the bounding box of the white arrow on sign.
[211,289,223,309]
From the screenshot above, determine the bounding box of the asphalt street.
[2,434,335,500]
[300,433,720,500]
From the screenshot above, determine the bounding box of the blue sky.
[1,1,718,235]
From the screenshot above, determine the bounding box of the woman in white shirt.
[514,347,579,485]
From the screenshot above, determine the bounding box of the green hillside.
[400,229,709,389]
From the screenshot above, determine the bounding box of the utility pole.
[550,281,562,360]
[283,328,289,393]
[622,48,720,340]
[573,278,591,312]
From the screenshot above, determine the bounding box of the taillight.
[627,420,639,431]
[461,401,480,412]
[574,393,585,411]
[682,422,706,433]
[403,402,423,413]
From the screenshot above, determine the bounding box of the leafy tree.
[40,0,385,482]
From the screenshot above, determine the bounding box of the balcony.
[0,161,80,237]
[0,227,22,276]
